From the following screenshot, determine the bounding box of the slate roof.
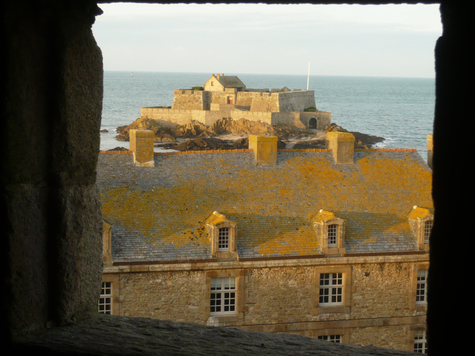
[96,149,432,263]
[217,75,246,89]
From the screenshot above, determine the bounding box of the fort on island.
[140,73,331,130]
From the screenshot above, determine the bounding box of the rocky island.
[109,73,384,151]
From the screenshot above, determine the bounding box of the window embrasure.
[205,211,238,260]
[312,210,346,255]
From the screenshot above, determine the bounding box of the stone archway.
[309,117,317,129]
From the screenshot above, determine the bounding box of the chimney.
[217,74,220,80]
[427,134,433,170]
[249,135,278,166]
[326,132,355,164]
[129,129,155,167]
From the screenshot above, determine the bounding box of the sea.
[100,71,435,162]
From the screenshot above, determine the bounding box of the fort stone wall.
[278,90,316,112]
[171,90,211,110]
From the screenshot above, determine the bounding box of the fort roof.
[97,143,432,263]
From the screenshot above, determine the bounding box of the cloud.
[92,3,441,77]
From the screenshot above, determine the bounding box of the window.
[414,330,428,354]
[218,227,229,251]
[327,224,338,248]
[318,335,342,343]
[98,282,112,314]
[313,266,352,315]
[424,220,433,244]
[210,277,236,315]
[205,211,238,260]
[312,210,346,255]
[319,273,343,305]
[416,269,428,304]
[407,205,433,251]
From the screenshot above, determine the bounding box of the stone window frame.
[102,220,113,266]
[206,214,238,261]
[100,274,120,316]
[203,269,244,325]
[410,263,429,312]
[407,206,433,252]
[312,265,352,315]
[313,214,346,255]
[416,216,433,251]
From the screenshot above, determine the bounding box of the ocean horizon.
[100,71,435,161]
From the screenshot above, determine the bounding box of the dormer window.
[424,220,433,244]
[407,205,434,251]
[205,211,238,261]
[312,210,346,255]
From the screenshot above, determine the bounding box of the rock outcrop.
[114,118,384,151]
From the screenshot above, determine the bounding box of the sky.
[92,3,442,78]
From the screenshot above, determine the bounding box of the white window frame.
[424,220,433,244]
[99,281,112,315]
[416,269,428,304]
[210,277,236,316]
[318,335,342,343]
[327,224,338,248]
[319,273,344,306]
[218,227,230,251]
[414,330,428,354]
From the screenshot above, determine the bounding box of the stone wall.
[171,90,211,110]
[278,90,316,112]
[104,256,428,352]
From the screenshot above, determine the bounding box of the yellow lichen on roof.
[312,210,337,223]
[407,206,434,220]
[205,211,227,226]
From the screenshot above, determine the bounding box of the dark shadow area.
[3,1,473,355]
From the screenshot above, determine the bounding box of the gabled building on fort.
[140,74,331,130]
[97,130,432,353]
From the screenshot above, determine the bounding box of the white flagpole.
[307,62,310,90]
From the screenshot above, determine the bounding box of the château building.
[98,130,432,353]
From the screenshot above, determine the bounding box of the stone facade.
[102,255,428,352]
[140,74,331,129]
[98,132,432,353]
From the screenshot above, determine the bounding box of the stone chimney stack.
[249,135,278,166]
[427,134,433,170]
[326,132,355,164]
[129,129,155,167]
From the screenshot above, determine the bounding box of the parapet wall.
[278,90,316,112]
[141,107,331,129]
[171,90,211,110]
